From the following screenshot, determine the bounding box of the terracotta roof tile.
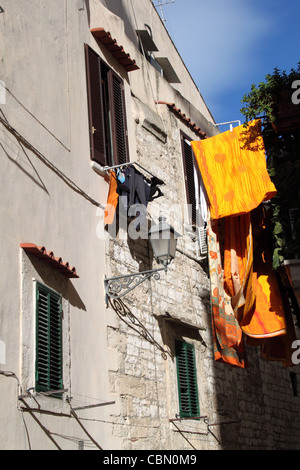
[156,101,207,139]
[20,243,79,278]
[91,28,139,72]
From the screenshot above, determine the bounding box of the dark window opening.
[290,372,299,397]
[181,132,200,226]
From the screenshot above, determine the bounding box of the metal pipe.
[102,161,160,180]
[206,419,241,427]
[72,401,115,411]
[69,406,103,451]
[214,120,241,127]
[169,415,208,422]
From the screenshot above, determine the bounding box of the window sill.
[169,416,209,435]
[19,390,71,417]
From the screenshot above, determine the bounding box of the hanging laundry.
[128,166,151,209]
[105,164,164,229]
[194,116,293,367]
[104,170,119,225]
[220,204,296,367]
[223,213,256,327]
[241,207,287,340]
[199,180,208,225]
[116,166,132,210]
[191,120,277,220]
[243,230,296,367]
[207,212,247,368]
[193,165,208,227]
[259,287,297,367]
[148,184,164,203]
[115,165,164,209]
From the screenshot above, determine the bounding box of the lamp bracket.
[104,266,166,304]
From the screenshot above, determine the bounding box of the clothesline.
[103,161,163,183]
[104,161,165,227]
[214,120,241,132]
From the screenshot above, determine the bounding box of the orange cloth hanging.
[223,213,256,327]
[223,208,287,341]
[191,120,277,219]
[104,170,119,225]
[207,213,247,368]
[242,273,286,338]
[241,237,287,340]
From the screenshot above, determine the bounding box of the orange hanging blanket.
[104,170,119,225]
[223,213,256,327]
[223,211,287,340]
[191,120,277,219]
[207,213,247,368]
[241,233,287,340]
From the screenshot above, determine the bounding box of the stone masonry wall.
[104,97,300,450]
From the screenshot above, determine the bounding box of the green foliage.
[241,63,300,123]
[240,64,300,270]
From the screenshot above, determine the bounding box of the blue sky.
[159,0,300,129]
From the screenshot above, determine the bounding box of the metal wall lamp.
[104,217,181,303]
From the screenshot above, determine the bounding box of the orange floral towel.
[207,213,247,368]
[191,120,277,219]
[104,170,119,225]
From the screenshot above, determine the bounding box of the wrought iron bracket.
[104,266,167,304]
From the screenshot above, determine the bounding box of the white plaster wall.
[97,0,215,122]
[0,0,119,450]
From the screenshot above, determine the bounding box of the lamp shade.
[149,217,181,266]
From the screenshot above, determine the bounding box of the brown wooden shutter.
[181,132,198,225]
[85,45,106,166]
[108,71,129,166]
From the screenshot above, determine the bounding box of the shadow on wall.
[26,254,87,312]
[0,110,102,208]
[84,0,90,26]
[103,0,139,47]
[108,297,168,359]
[106,209,155,273]
[206,288,299,449]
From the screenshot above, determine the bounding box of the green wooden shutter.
[175,340,200,418]
[36,282,63,396]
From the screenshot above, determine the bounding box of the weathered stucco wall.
[0,0,118,450]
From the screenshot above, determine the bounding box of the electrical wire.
[0,114,104,209]
[3,86,71,152]
[0,370,33,449]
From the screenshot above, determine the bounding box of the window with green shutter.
[175,340,200,418]
[35,282,63,397]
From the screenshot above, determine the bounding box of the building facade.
[0,0,300,450]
